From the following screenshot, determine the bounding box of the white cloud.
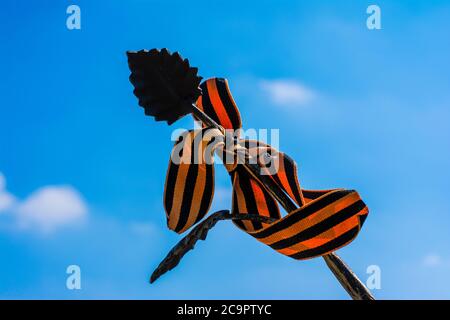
[0,192,16,212]
[423,253,442,267]
[16,186,88,233]
[259,79,316,107]
[0,172,88,234]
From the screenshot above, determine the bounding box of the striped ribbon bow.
[164,78,369,260]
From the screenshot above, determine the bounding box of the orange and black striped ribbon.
[163,78,369,260]
[195,78,242,131]
[164,128,221,234]
[234,178,368,259]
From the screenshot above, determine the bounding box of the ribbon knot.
[163,78,369,260]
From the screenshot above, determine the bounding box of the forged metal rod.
[324,254,374,300]
[150,210,276,284]
[189,103,375,300]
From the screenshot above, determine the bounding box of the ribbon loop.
[164,128,220,234]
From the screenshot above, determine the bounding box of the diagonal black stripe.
[195,131,219,224]
[358,213,368,227]
[164,162,179,214]
[215,78,241,129]
[174,138,200,233]
[164,138,185,214]
[236,167,263,230]
[288,227,359,260]
[231,187,246,230]
[270,168,284,189]
[270,200,366,250]
[259,179,280,220]
[302,190,328,200]
[195,164,214,224]
[253,190,353,239]
[283,154,304,206]
[200,81,220,126]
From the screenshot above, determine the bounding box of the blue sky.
[1,0,450,299]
